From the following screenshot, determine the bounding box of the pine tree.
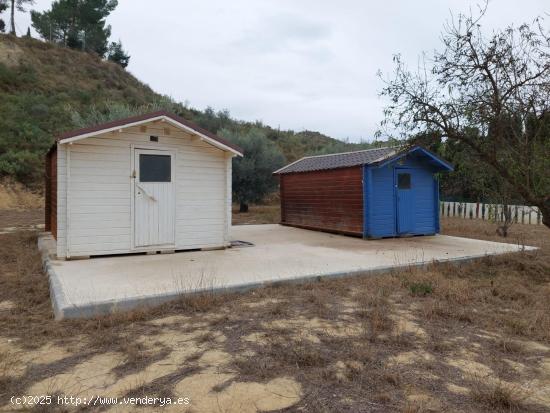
[0,0,7,33]
[107,40,130,68]
[31,0,117,56]
[8,0,34,35]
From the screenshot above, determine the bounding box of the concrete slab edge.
[38,233,70,320]
[38,242,534,320]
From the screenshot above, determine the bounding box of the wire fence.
[440,201,544,225]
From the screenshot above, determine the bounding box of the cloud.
[14,0,549,142]
[228,12,333,67]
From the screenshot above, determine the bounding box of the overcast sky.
[14,0,549,142]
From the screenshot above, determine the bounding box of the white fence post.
[440,201,542,225]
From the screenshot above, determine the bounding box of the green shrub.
[409,282,434,296]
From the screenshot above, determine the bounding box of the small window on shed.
[139,154,171,182]
[397,173,411,189]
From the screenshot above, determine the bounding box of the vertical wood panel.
[45,151,51,232]
[51,149,58,238]
[280,167,363,235]
[56,145,67,257]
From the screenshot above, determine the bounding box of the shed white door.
[134,149,175,247]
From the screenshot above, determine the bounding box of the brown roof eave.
[273,164,364,176]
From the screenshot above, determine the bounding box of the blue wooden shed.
[363,146,453,238]
[275,145,453,238]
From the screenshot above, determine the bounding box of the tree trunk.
[9,0,15,35]
[540,198,550,230]
[239,202,249,213]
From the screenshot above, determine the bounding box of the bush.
[219,128,286,212]
[409,282,434,296]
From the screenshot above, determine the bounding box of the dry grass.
[0,180,43,210]
[493,337,526,355]
[0,209,43,232]
[1,213,550,412]
[231,203,280,225]
[471,378,530,412]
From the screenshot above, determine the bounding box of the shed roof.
[274,145,453,174]
[55,111,243,156]
[274,146,398,174]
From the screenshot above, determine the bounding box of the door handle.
[136,184,157,202]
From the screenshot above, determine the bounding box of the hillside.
[0,35,371,188]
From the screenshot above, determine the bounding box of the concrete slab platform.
[38,225,535,319]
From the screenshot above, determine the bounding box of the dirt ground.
[0,207,549,412]
[0,208,43,234]
[0,181,42,211]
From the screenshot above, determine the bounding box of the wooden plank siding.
[279,166,364,236]
[55,122,232,258]
[50,148,57,238]
[56,145,67,255]
[45,147,57,237]
[45,150,51,232]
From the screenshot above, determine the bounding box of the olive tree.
[220,128,286,212]
[380,4,550,228]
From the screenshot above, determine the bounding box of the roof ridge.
[274,145,453,174]
[299,145,400,161]
[273,145,401,174]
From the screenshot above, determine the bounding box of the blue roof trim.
[372,146,454,171]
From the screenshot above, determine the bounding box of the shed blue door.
[395,168,414,234]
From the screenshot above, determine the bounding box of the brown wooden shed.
[274,146,453,238]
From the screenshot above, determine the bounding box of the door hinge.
[131,170,136,178]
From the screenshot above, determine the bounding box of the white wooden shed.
[45,111,243,259]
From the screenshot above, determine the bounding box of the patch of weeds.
[421,300,472,324]
[347,343,373,364]
[338,361,364,382]
[503,317,532,337]
[0,349,18,397]
[409,282,434,297]
[387,330,414,349]
[383,371,402,386]
[367,309,394,341]
[112,342,170,378]
[455,308,473,323]
[174,289,236,314]
[267,302,288,317]
[355,293,394,342]
[233,355,279,380]
[471,378,529,412]
[401,401,427,413]
[196,331,217,344]
[287,341,327,368]
[373,392,392,404]
[494,338,525,354]
[430,340,453,353]
[208,314,230,326]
